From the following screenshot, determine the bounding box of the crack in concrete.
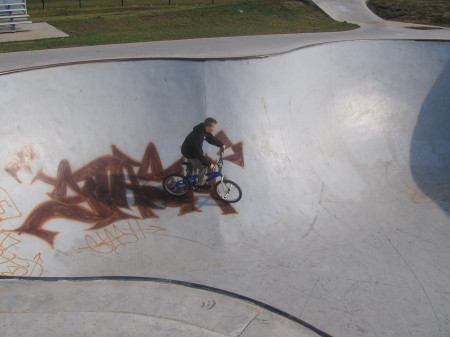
[386,235,443,337]
[300,279,318,317]
[236,308,262,337]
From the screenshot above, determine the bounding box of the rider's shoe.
[196,183,211,190]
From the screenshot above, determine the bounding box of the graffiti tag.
[8,131,243,248]
[0,230,44,277]
[77,220,166,255]
[0,187,21,222]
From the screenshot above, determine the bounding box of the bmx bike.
[162,150,242,203]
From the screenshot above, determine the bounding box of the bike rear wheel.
[214,179,242,203]
[163,174,190,197]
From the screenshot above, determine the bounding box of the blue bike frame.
[176,171,223,191]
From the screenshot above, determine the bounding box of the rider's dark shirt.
[181,123,223,166]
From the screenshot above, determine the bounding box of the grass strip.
[367,0,450,27]
[1,0,357,53]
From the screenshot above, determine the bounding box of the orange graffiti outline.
[0,187,22,221]
[0,230,44,276]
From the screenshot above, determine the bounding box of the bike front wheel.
[163,174,190,197]
[214,179,242,203]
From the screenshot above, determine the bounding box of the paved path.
[0,0,449,73]
[313,0,383,23]
[0,22,68,43]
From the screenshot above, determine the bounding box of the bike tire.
[163,174,190,197]
[214,179,242,203]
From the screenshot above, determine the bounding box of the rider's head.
[204,117,218,133]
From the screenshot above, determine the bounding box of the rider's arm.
[205,133,223,148]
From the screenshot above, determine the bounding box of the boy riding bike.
[181,118,226,190]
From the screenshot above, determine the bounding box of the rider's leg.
[197,165,208,186]
[187,158,208,186]
[186,162,194,177]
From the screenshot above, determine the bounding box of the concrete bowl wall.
[0,40,449,337]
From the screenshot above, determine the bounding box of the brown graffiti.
[77,220,166,255]
[9,132,243,248]
[5,145,38,184]
[0,230,44,276]
[215,131,245,168]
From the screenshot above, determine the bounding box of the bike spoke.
[216,181,241,202]
[163,174,190,197]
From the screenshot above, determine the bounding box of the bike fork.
[219,177,231,199]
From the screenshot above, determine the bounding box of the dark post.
[79,0,82,8]
[41,0,45,10]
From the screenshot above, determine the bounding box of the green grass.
[0,0,357,53]
[367,0,450,27]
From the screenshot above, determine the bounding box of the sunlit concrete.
[311,0,383,23]
[0,278,321,337]
[0,22,68,42]
[1,0,450,335]
[0,39,449,337]
[1,22,449,73]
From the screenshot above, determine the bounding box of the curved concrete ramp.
[0,277,323,337]
[0,40,449,337]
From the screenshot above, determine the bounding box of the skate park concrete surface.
[1,1,450,337]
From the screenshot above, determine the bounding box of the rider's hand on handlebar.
[209,163,215,170]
